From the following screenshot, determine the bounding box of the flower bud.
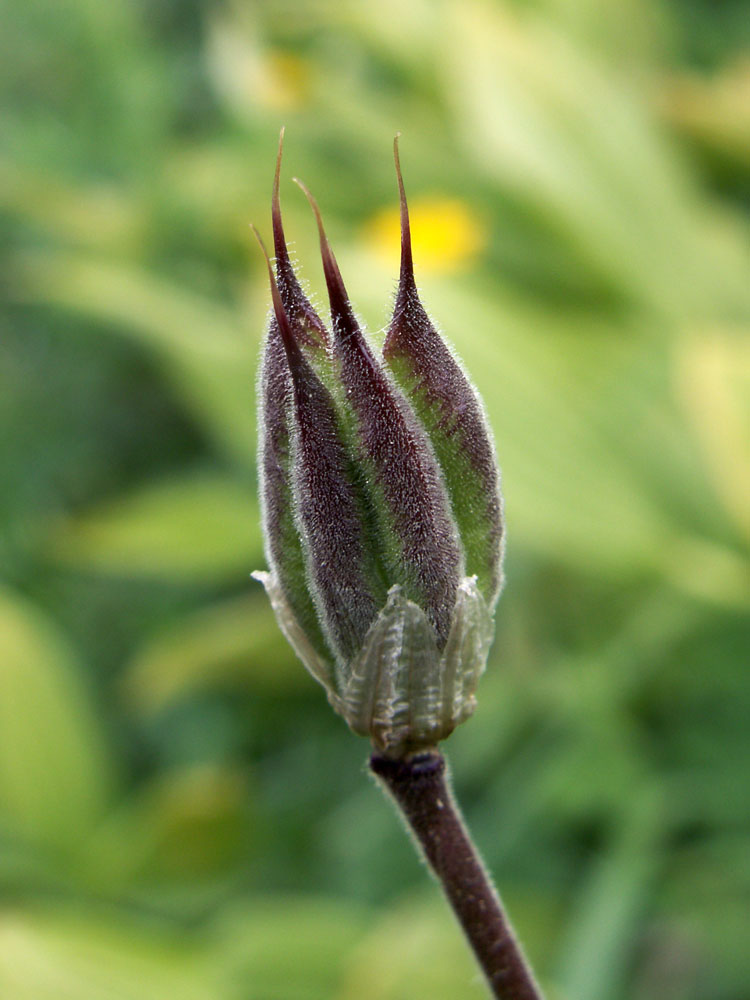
[254,134,504,756]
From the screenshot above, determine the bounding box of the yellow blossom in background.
[363,197,487,274]
[263,51,312,111]
[660,58,750,170]
[207,15,311,116]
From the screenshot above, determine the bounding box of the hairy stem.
[370,749,544,1000]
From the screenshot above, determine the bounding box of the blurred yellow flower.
[207,15,311,116]
[363,197,487,274]
[263,51,311,111]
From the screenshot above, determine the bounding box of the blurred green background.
[2,0,749,997]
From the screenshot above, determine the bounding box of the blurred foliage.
[1,0,749,997]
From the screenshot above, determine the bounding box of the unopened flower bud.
[254,134,504,756]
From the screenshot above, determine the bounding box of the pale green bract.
[253,571,493,755]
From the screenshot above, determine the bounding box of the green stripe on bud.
[383,137,504,607]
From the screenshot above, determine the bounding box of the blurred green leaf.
[87,765,251,891]
[661,58,750,176]
[48,472,261,582]
[0,587,113,849]
[212,896,373,1000]
[0,159,145,253]
[14,251,258,466]
[123,592,308,716]
[555,790,663,1000]
[675,328,750,543]
[0,907,218,1000]
[441,0,750,319]
[661,836,750,997]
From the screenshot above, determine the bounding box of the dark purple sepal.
[258,317,335,666]
[383,138,504,606]
[255,228,384,663]
[295,181,463,647]
[271,129,329,353]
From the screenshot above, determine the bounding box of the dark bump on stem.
[370,750,443,781]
